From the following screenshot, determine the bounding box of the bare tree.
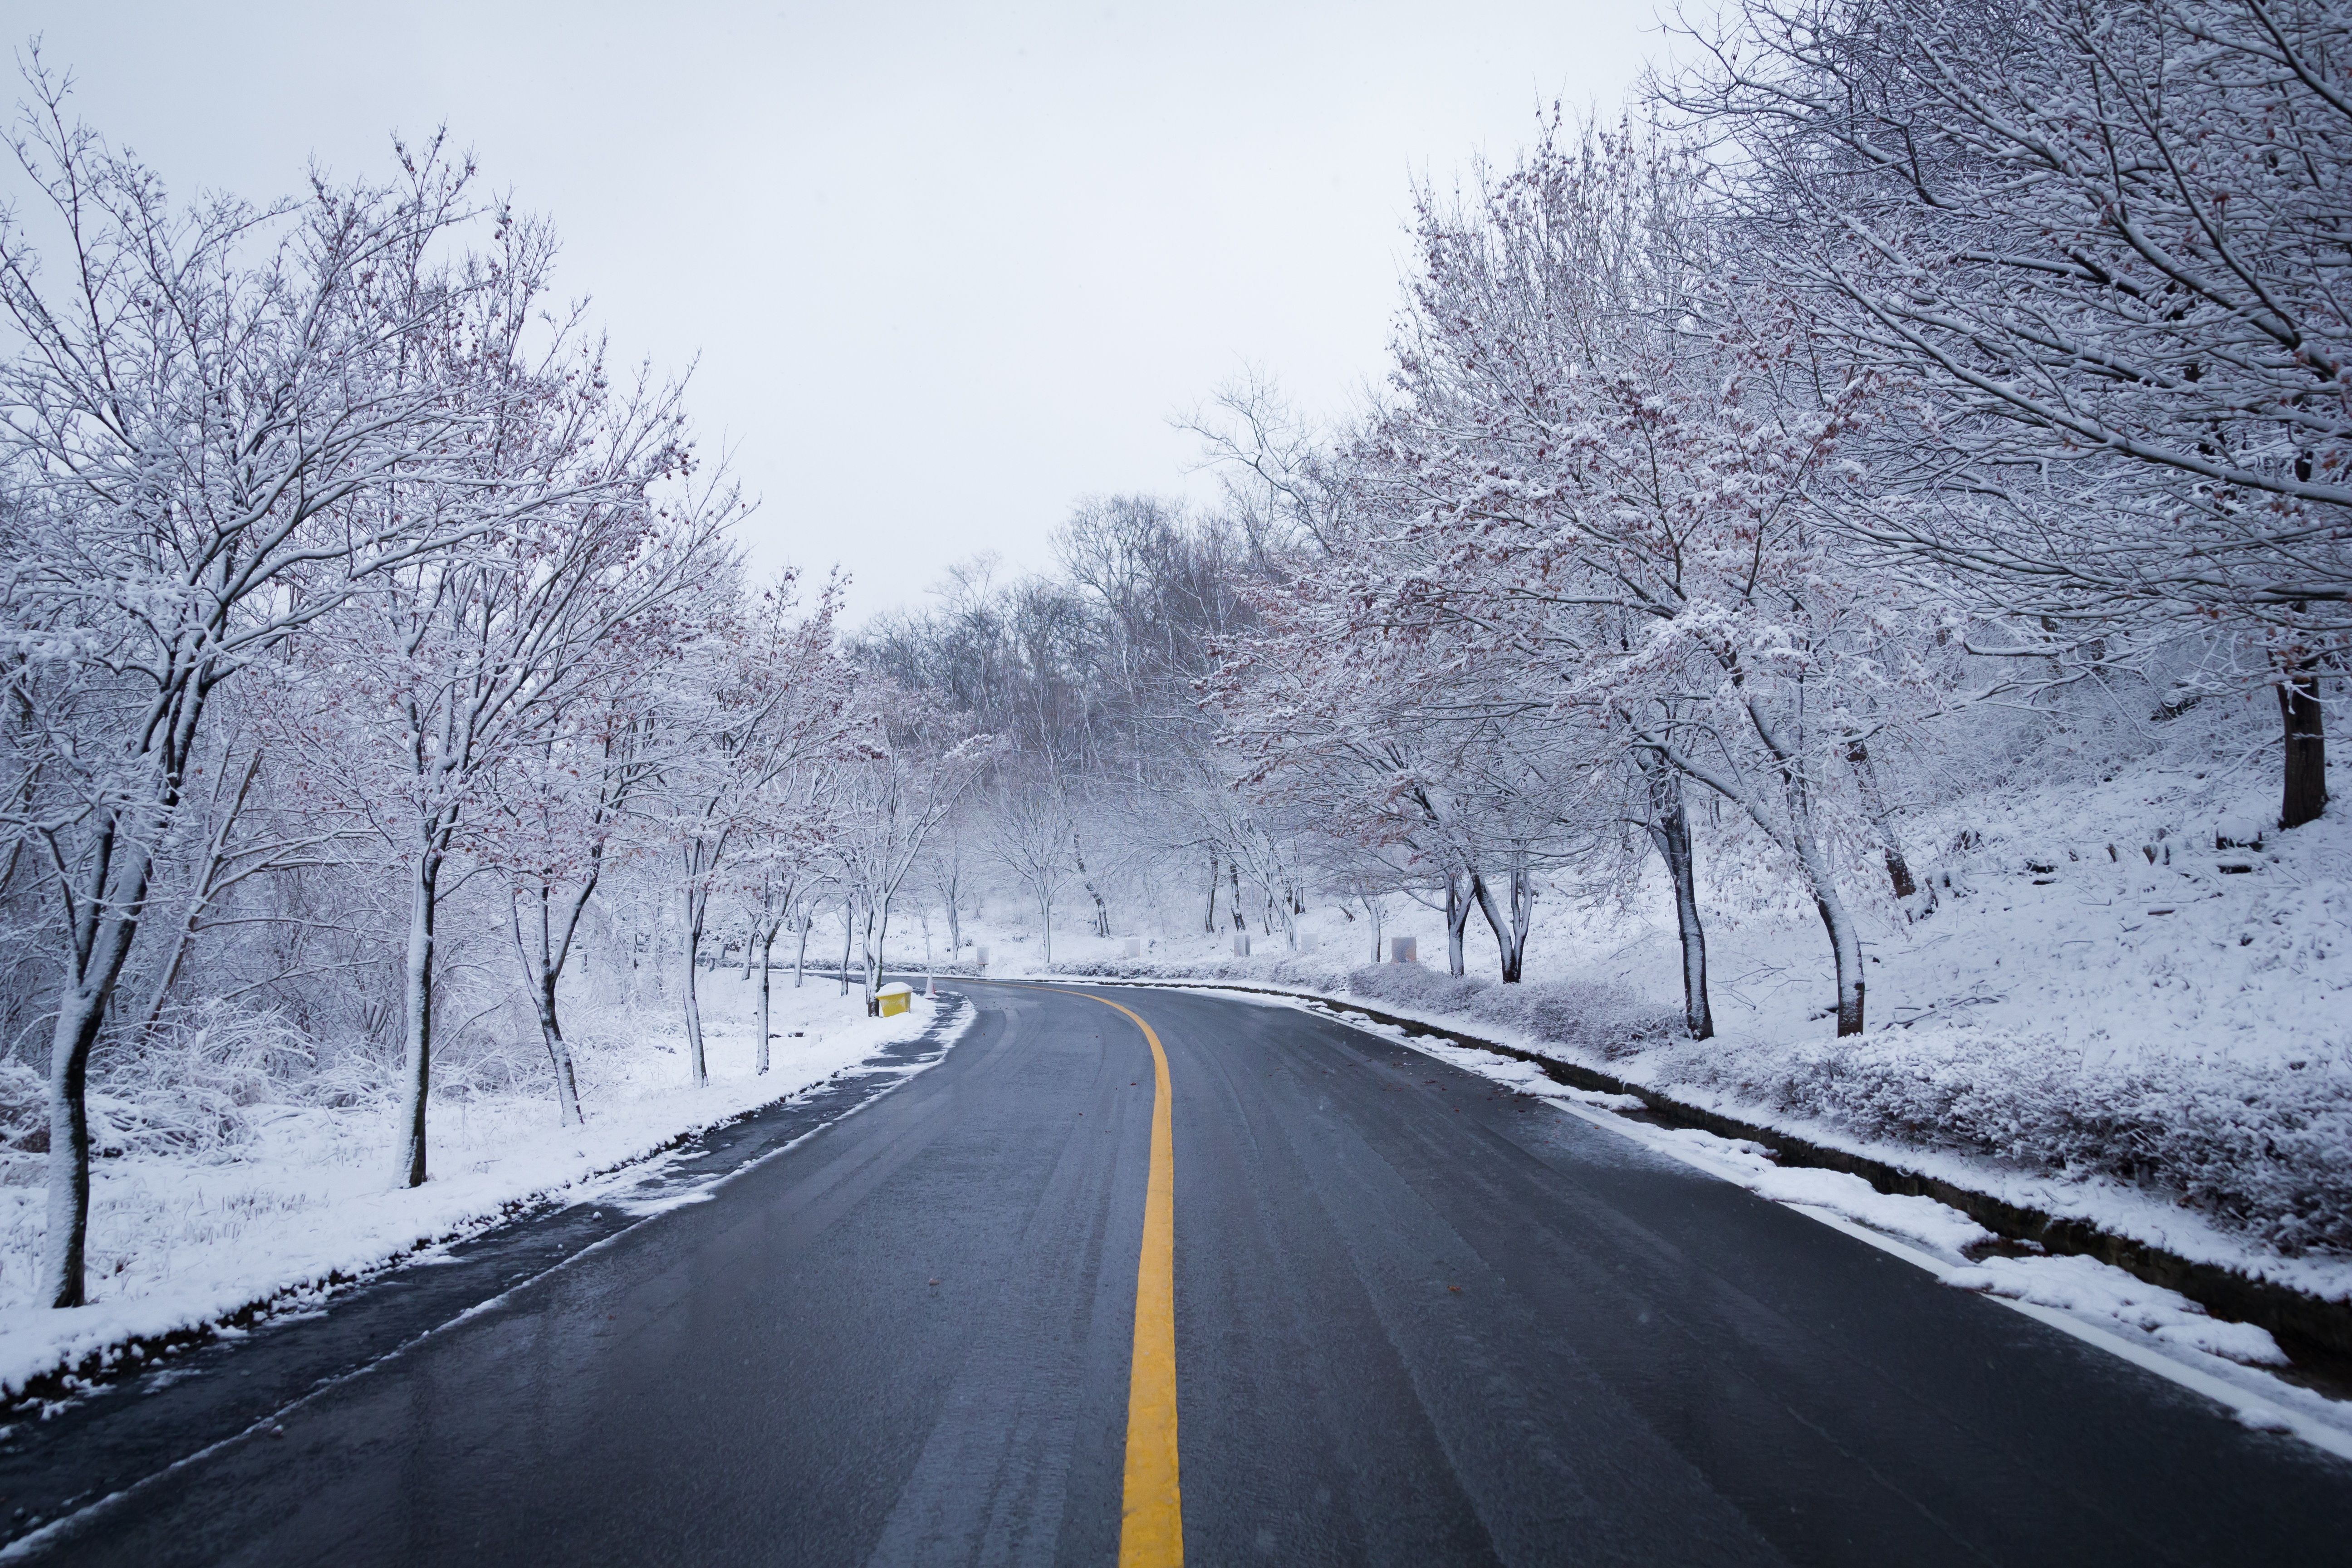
[830,713,987,1002]
[664,575,860,1086]
[1665,0,2352,827]
[0,85,501,1303]
[988,782,1074,965]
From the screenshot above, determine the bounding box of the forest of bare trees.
[873,0,2344,1035]
[6,0,2349,1314]
[0,72,976,1309]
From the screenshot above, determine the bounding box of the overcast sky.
[17,1,1666,622]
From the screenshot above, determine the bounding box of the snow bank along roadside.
[0,986,970,1407]
[1034,966,2352,1369]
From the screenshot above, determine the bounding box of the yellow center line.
[1013,984,1183,1566]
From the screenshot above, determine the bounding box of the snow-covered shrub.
[87,1004,328,1160]
[1049,952,1362,990]
[1341,965,1684,1060]
[0,1062,45,1153]
[1662,1032,2352,1256]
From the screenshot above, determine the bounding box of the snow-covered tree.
[1665,0,2352,828]
[0,83,503,1303]
[829,709,988,1004]
[295,216,721,1183]
[986,778,1074,964]
[662,573,861,1086]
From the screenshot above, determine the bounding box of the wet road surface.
[10,980,2351,1564]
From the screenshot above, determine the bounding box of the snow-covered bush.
[1049,952,1359,990]
[84,1005,376,1161]
[1660,1032,2352,1256]
[1358,953,2352,1254]
[1341,965,1684,1062]
[0,1063,44,1154]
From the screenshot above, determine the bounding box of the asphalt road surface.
[12,980,2352,1565]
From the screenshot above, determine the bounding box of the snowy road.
[14,981,2352,1565]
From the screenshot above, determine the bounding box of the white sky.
[15,1,1665,621]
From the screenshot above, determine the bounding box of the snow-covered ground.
[0,972,960,1401]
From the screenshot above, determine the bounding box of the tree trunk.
[39,678,192,1303]
[794,910,811,988]
[1228,860,1247,931]
[681,886,709,1088]
[1444,870,1472,978]
[43,965,116,1308]
[944,877,963,961]
[532,972,585,1127]
[1743,698,1865,1035]
[1811,878,1866,1036]
[1786,770,1865,1034]
[1643,762,1713,1040]
[396,848,443,1187]
[1470,873,1507,980]
[1509,869,1534,979]
[756,931,774,1074]
[42,805,154,1305]
[510,884,588,1127]
[1845,737,1916,899]
[838,904,854,997]
[1040,894,1054,966]
[1470,867,1532,983]
[2281,662,2329,829]
[1205,850,1220,934]
[862,898,886,1003]
[1072,828,1111,938]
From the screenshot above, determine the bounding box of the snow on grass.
[0,975,962,1401]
